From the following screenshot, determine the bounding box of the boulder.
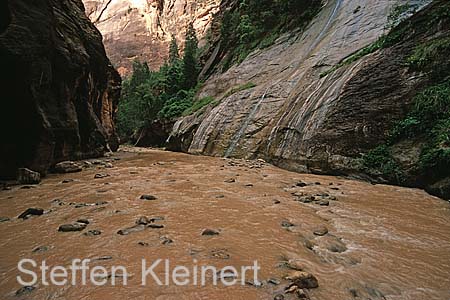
[18,208,44,219]
[17,168,41,184]
[58,223,87,232]
[53,161,82,174]
[286,271,319,289]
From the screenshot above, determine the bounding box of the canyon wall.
[0,0,121,178]
[168,0,450,198]
[83,0,221,75]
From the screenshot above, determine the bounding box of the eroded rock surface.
[0,0,121,179]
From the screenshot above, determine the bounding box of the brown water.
[1,148,449,300]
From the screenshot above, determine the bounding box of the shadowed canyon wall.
[0,0,121,179]
[83,0,221,75]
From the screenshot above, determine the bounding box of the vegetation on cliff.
[117,24,208,139]
[362,4,450,188]
[219,0,322,70]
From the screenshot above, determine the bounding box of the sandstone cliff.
[0,0,121,179]
[83,0,221,75]
[168,0,450,198]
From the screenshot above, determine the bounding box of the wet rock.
[51,199,65,206]
[117,224,145,235]
[20,185,35,189]
[296,289,311,299]
[224,178,236,183]
[245,279,263,287]
[140,194,157,200]
[148,224,164,229]
[286,271,319,289]
[18,208,44,219]
[84,230,102,236]
[32,245,50,253]
[268,278,281,285]
[296,181,308,187]
[160,236,173,245]
[210,248,230,259]
[281,220,295,228]
[201,228,220,236]
[303,239,315,251]
[94,173,109,179]
[313,226,328,236]
[0,217,10,223]
[77,219,90,225]
[297,196,315,203]
[286,260,304,271]
[17,168,41,184]
[54,161,82,173]
[15,285,35,296]
[324,236,347,253]
[93,256,113,261]
[150,216,165,222]
[58,223,87,232]
[136,216,150,225]
[104,163,113,168]
[318,200,330,206]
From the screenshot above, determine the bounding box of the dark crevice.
[0,50,41,179]
[0,1,11,34]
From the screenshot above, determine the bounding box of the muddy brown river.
[1,148,449,300]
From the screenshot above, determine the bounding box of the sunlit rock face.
[83,0,221,75]
[168,0,450,197]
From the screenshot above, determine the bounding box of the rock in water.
[84,230,102,236]
[15,285,35,296]
[58,223,87,232]
[53,161,82,174]
[17,168,41,184]
[18,208,44,219]
[286,271,319,289]
[313,226,329,236]
[117,224,146,235]
[0,0,121,178]
[201,228,220,236]
[140,195,157,201]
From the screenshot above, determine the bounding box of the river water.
[1,149,449,300]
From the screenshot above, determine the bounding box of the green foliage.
[182,23,200,90]
[363,145,404,182]
[168,35,180,64]
[363,80,450,182]
[219,0,321,70]
[223,82,257,98]
[407,37,450,81]
[182,96,217,116]
[117,24,206,138]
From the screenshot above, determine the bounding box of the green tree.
[168,35,180,64]
[182,23,199,89]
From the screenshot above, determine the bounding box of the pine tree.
[168,35,180,64]
[182,22,199,89]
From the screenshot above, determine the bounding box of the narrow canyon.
[0,0,449,299]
